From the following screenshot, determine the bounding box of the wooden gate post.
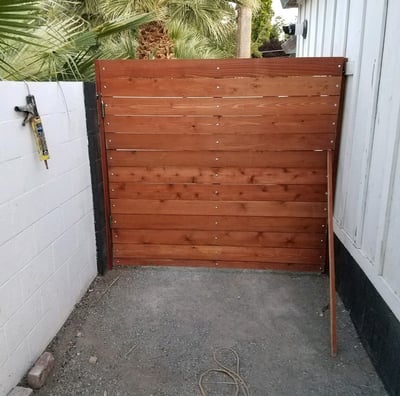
[327,150,337,356]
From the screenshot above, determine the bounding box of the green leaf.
[93,12,155,38]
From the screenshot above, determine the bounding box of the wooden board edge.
[113,258,322,272]
[95,61,113,271]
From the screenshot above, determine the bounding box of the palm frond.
[169,21,225,59]
[167,0,235,43]
[2,10,154,80]
[94,12,155,38]
[0,0,41,42]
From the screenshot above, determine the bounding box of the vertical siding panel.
[303,0,312,56]
[314,0,326,57]
[340,1,379,241]
[364,0,400,274]
[319,0,327,56]
[308,0,318,56]
[333,1,366,228]
[328,0,338,56]
[322,0,335,55]
[348,1,388,250]
[332,0,350,56]
[382,138,400,295]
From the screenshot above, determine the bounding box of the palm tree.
[0,0,153,80]
[1,0,261,80]
[100,0,259,60]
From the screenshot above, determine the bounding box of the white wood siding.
[297,0,400,320]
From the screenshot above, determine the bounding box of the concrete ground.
[32,267,387,396]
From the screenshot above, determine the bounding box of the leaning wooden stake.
[327,150,337,356]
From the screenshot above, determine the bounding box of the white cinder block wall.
[0,82,97,395]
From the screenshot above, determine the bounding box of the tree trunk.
[237,6,252,58]
[137,21,174,59]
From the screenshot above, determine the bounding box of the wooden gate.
[96,58,345,272]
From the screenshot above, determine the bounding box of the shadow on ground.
[33,267,387,396]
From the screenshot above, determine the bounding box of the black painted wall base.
[335,236,400,396]
[84,82,108,275]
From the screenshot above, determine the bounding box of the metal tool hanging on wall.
[15,95,50,169]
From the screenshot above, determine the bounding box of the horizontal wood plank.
[113,244,325,265]
[114,257,323,272]
[112,229,326,248]
[97,58,346,78]
[101,76,342,97]
[104,114,338,134]
[104,96,339,116]
[112,214,326,232]
[108,166,327,185]
[107,150,327,168]
[114,258,322,272]
[110,199,327,218]
[106,133,336,151]
[109,183,327,202]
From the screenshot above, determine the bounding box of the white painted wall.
[0,82,97,395]
[297,0,400,321]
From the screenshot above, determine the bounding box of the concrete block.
[51,226,79,270]
[61,191,87,229]
[33,207,65,253]
[0,227,37,287]
[42,114,70,146]
[20,247,54,301]
[28,311,62,364]
[0,327,8,366]
[27,351,55,389]
[7,386,33,396]
[56,82,84,113]
[0,119,35,162]
[12,183,49,235]
[44,173,73,209]
[5,290,44,355]
[69,165,88,196]
[40,262,70,316]
[0,201,15,244]
[0,239,17,288]
[0,339,33,396]
[0,276,23,327]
